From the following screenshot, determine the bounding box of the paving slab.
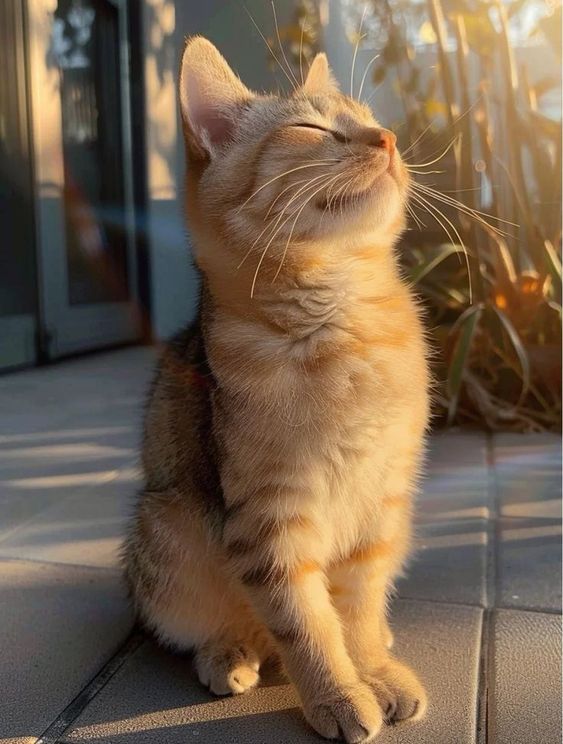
[0,469,140,568]
[493,433,562,613]
[399,432,490,606]
[494,432,561,520]
[0,435,136,545]
[496,517,562,612]
[63,600,482,744]
[0,348,154,438]
[0,350,560,744]
[425,430,489,470]
[489,609,562,744]
[0,559,133,743]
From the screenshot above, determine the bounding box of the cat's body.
[123,38,430,743]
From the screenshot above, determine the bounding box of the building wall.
[141,1,560,341]
[141,0,294,340]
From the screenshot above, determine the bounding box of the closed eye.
[291,123,348,144]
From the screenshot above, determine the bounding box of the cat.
[123,36,430,743]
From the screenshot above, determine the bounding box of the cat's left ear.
[302,53,339,95]
[179,36,254,159]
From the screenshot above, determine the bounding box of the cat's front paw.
[302,683,383,742]
[363,658,427,725]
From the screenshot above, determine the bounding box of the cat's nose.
[362,127,396,152]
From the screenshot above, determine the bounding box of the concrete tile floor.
[0,347,560,744]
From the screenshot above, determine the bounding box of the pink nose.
[375,129,396,153]
[360,127,397,153]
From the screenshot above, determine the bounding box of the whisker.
[329,173,351,210]
[413,182,518,230]
[364,82,384,109]
[349,171,366,211]
[339,174,358,219]
[237,160,340,213]
[239,174,335,270]
[409,188,473,302]
[402,97,482,159]
[272,173,342,283]
[252,174,337,296]
[402,120,437,158]
[271,172,336,219]
[271,0,300,89]
[322,170,354,218]
[357,53,379,102]
[244,5,297,91]
[350,5,368,99]
[405,136,458,168]
[406,201,426,230]
[266,171,339,222]
[412,183,514,238]
[264,177,312,220]
[407,169,446,175]
[319,172,352,226]
[409,188,467,256]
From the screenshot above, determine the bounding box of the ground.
[0,346,560,744]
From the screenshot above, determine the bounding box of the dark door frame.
[1,0,152,371]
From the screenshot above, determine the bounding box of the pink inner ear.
[185,76,235,149]
[195,104,232,147]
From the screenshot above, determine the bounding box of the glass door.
[0,0,39,370]
[28,0,141,358]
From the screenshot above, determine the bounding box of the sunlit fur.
[123,37,430,743]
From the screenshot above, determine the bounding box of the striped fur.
[123,38,430,742]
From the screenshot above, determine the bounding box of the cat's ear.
[179,36,254,159]
[302,53,339,95]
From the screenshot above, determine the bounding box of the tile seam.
[34,628,144,744]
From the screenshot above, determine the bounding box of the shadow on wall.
[142,0,300,340]
[144,0,177,201]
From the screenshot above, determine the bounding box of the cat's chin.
[317,171,402,225]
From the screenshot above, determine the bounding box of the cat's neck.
[204,231,406,341]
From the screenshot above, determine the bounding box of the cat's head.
[179,37,409,286]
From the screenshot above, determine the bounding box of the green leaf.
[490,307,531,402]
[409,243,466,285]
[447,304,483,424]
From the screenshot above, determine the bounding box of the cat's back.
[142,319,217,495]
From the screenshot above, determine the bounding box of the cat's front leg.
[329,537,427,725]
[223,500,384,743]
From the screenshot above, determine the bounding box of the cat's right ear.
[302,53,339,95]
[179,36,254,160]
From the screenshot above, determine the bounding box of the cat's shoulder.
[149,315,214,403]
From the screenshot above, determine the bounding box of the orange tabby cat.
[123,37,430,742]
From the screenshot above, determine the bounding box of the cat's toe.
[303,683,383,743]
[223,663,260,694]
[364,658,427,725]
[195,643,260,696]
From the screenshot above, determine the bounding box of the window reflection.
[50,0,129,305]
